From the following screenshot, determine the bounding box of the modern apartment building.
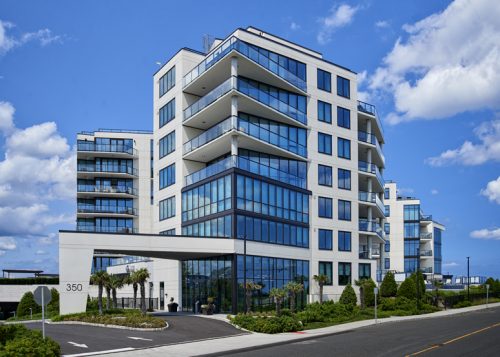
[64,26,387,314]
[383,181,444,282]
[76,129,154,271]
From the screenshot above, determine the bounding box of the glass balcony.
[372,247,381,256]
[358,161,384,187]
[359,218,384,240]
[420,250,433,257]
[420,214,433,221]
[359,191,376,203]
[375,195,385,216]
[76,226,138,234]
[77,142,137,156]
[77,205,137,215]
[183,37,307,92]
[185,155,306,189]
[77,164,138,176]
[358,131,385,164]
[421,267,433,273]
[77,185,137,196]
[358,100,384,134]
[183,116,308,158]
[420,232,433,240]
[183,77,307,126]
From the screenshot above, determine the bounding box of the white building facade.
[383,182,444,282]
[62,27,387,314]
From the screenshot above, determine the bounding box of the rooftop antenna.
[202,34,215,54]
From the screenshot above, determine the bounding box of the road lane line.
[406,322,500,356]
[68,342,88,348]
[128,336,153,341]
[63,347,135,357]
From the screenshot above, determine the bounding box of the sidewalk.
[109,302,500,357]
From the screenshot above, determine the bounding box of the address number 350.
[66,283,83,292]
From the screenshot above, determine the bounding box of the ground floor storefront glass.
[181,254,309,313]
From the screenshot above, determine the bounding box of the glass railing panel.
[375,195,385,215]
[420,250,433,257]
[358,100,384,134]
[358,191,376,203]
[77,185,137,195]
[420,232,433,239]
[420,214,432,221]
[77,226,137,234]
[77,164,138,176]
[183,37,306,91]
[77,205,137,215]
[358,131,376,145]
[184,156,237,186]
[358,161,384,186]
[183,117,236,154]
[77,143,136,155]
[421,267,433,273]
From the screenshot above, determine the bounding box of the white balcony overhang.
[358,110,384,144]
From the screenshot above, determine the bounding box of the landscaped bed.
[0,324,60,356]
[51,309,167,329]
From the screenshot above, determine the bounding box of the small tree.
[17,292,40,317]
[47,288,59,314]
[380,272,398,297]
[243,281,262,314]
[285,281,304,313]
[133,268,150,316]
[410,272,426,301]
[339,284,357,309]
[356,278,377,307]
[269,288,287,316]
[397,276,417,300]
[104,279,112,310]
[109,275,124,309]
[90,271,110,315]
[313,274,329,304]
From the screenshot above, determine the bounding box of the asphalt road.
[26,314,247,356]
[222,306,500,357]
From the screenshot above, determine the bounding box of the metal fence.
[119,297,158,310]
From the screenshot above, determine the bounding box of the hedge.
[0,278,59,285]
[0,324,60,356]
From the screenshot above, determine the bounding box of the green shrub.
[52,309,164,328]
[397,277,417,300]
[409,272,426,299]
[380,297,396,311]
[0,277,59,285]
[380,272,398,297]
[339,284,357,309]
[359,279,377,307]
[16,292,41,317]
[230,314,302,333]
[48,288,59,314]
[454,300,472,308]
[0,324,60,356]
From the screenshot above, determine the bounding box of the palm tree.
[134,268,150,316]
[104,278,112,310]
[313,274,329,304]
[269,288,287,316]
[90,271,110,315]
[285,281,304,313]
[109,275,124,309]
[124,273,139,309]
[243,281,262,314]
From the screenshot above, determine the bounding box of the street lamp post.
[466,257,470,301]
[486,284,490,307]
[374,287,379,324]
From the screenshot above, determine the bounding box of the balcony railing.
[372,247,381,256]
[420,214,433,221]
[420,250,433,257]
[77,205,137,215]
[77,142,137,156]
[77,164,138,176]
[183,37,307,91]
[183,116,307,158]
[184,155,306,188]
[359,191,376,203]
[183,77,307,125]
[358,100,384,134]
[421,267,433,273]
[420,232,433,240]
[358,131,385,164]
[375,195,385,216]
[359,219,384,240]
[77,185,137,196]
[358,161,384,187]
[76,226,137,234]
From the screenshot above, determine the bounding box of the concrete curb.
[47,320,169,331]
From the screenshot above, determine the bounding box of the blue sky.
[0,0,498,277]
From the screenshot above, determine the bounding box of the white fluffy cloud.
[368,0,500,124]
[426,119,500,166]
[0,19,62,55]
[470,228,500,240]
[375,20,390,28]
[431,189,439,195]
[317,4,359,44]
[0,101,14,133]
[0,237,16,250]
[481,176,500,204]
[0,101,75,237]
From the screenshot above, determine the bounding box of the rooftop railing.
[358,100,384,134]
[76,226,138,234]
[77,142,137,156]
[183,37,307,91]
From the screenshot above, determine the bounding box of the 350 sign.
[65,283,83,292]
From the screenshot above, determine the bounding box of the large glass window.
[404,240,420,256]
[404,258,418,273]
[236,215,309,248]
[338,200,351,221]
[319,262,333,285]
[159,130,175,158]
[359,263,371,280]
[338,262,351,285]
[318,132,332,155]
[404,223,419,238]
[159,66,175,97]
[338,231,351,251]
[159,196,175,220]
[318,197,333,218]
[337,107,350,129]
[182,214,232,238]
[404,204,420,221]
[385,258,390,270]
[338,137,351,159]
[338,169,351,190]
[318,101,332,123]
[159,163,175,189]
[317,69,331,92]
[384,188,390,199]
[236,174,309,224]
[385,223,391,235]
[182,175,232,222]
[318,229,333,250]
[337,76,350,98]
[159,98,176,128]
[385,205,390,217]
[385,242,391,252]
[318,164,332,186]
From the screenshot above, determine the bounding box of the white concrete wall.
[0,285,59,302]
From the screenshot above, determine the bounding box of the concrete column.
[231,95,238,117]
[367,148,372,165]
[231,56,238,77]
[231,135,239,156]
[367,177,373,192]
[366,118,372,135]
[368,236,373,258]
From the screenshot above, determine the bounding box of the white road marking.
[63,347,135,357]
[68,342,88,348]
[128,336,153,341]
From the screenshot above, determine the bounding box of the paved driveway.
[26,314,247,356]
